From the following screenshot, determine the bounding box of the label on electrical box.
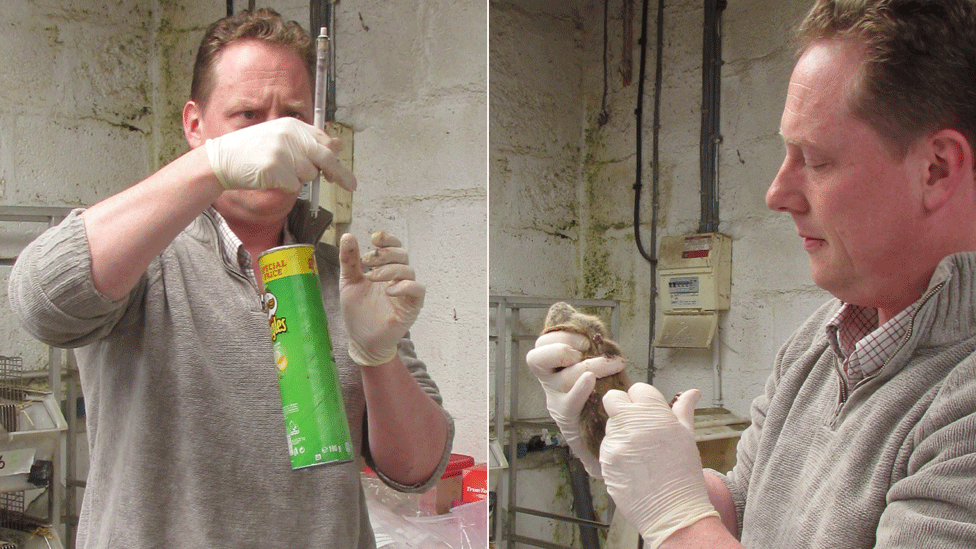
[682,235,712,259]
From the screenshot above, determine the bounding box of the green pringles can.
[259,244,354,469]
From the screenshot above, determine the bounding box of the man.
[528,0,976,547]
[8,9,452,548]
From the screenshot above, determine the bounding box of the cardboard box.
[462,462,488,503]
[421,453,474,514]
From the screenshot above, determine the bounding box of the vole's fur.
[542,302,631,459]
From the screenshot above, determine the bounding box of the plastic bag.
[363,474,488,549]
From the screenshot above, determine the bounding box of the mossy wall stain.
[577,117,631,303]
[34,4,198,169]
[550,460,584,548]
[153,6,207,167]
[42,26,63,49]
[654,160,674,228]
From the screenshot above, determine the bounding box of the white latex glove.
[601,384,718,549]
[339,231,424,366]
[204,117,357,193]
[525,331,626,478]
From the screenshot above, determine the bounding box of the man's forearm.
[659,515,744,549]
[654,473,743,548]
[362,355,449,486]
[704,470,739,538]
[81,146,223,301]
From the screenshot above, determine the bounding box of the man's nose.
[766,158,807,214]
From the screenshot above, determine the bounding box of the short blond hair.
[190,9,314,110]
[795,0,976,158]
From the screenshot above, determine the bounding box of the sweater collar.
[190,200,333,246]
[912,250,976,349]
[286,200,334,244]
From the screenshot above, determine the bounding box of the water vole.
[542,302,631,460]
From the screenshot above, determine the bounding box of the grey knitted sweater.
[8,204,453,548]
[718,251,976,547]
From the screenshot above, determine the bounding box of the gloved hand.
[525,331,626,478]
[600,384,718,549]
[339,231,424,366]
[204,117,357,193]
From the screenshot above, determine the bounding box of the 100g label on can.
[260,244,353,469]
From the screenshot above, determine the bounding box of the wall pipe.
[701,0,726,408]
[713,320,724,408]
[227,0,256,15]
[699,0,726,234]
[567,456,601,549]
[632,0,664,385]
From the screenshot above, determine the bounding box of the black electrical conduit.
[633,0,664,386]
[700,0,726,234]
[227,0,257,16]
[562,2,660,546]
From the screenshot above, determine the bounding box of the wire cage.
[0,358,23,383]
[0,358,26,434]
[0,492,25,533]
[0,490,38,549]
[0,355,66,547]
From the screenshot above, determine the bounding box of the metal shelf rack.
[0,206,82,549]
[490,295,620,549]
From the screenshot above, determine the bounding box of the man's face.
[766,39,930,319]
[184,39,313,226]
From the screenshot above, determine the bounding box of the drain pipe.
[632,0,663,385]
[698,0,726,234]
[566,456,601,549]
[713,319,724,408]
[701,0,726,408]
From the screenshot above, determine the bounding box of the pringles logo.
[265,292,288,342]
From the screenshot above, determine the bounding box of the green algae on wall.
[549,456,586,548]
[577,121,633,303]
[151,0,210,167]
[155,20,194,166]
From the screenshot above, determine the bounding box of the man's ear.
[922,129,973,213]
[183,100,204,149]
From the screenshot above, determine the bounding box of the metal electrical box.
[655,233,732,348]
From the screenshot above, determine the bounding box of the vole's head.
[542,302,618,357]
